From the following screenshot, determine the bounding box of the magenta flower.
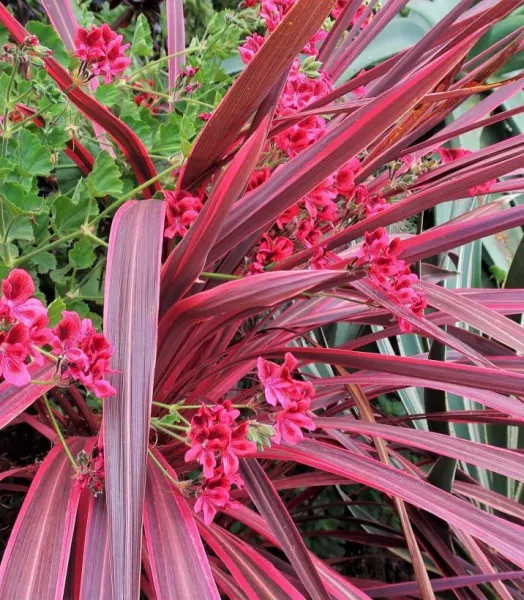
[0,323,30,386]
[185,424,231,478]
[273,405,316,445]
[257,353,298,408]
[0,269,47,326]
[194,471,232,525]
[164,190,204,239]
[74,24,131,83]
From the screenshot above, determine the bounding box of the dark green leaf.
[96,84,119,107]
[69,238,96,270]
[0,182,44,215]
[53,195,98,234]
[16,130,52,176]
[32,251,57,274]
[86,151,123,198]
[47,297,66,326]
[131,14,153,57]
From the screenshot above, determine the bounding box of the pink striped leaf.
[314,418,524,481]
[222,503,376,600]
[180,0,339,187]
[316,374,524,419]
[259,440,524,567]
[160,82,280,312]
[102,200,165,599]
[250,347,524,395]
[0,362,56,430]
[0,438,93,599]
[209,35,479,263]
[419,281,524,354]
[363,571,524,598]
[167,0,185,91]
[79,495,113,599]
[351,279,492,367]
[240,459,330,600]
[144,450,219,599]
[400,204,524,264]
[197,522,307,600]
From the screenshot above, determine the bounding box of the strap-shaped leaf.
[0,438,93,599]
[103,200,165,599]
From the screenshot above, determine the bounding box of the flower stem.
[148,449,187,492]
[200,271,242,281]
[151,422,187,443]
[127,46,204,83]
[91,163,179,225]
[1,57,19,157]
[43,394,78,469]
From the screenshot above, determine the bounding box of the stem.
[1,57,19,157]
[176,97,215,110]
[148,449,187,491]
[43,395,78,469]
[13,230,80,266]
[36,347,59,363]
[83,229,108,248]
[127,46,204,83]
[123,84,171,100]
[152,420,188,432]
[91,163,179,224]
[152,422,187,443]
[30,379,57,385]
[200,271,242,281]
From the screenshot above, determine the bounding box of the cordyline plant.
[1,0,524,598]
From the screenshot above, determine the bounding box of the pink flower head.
[275,116,326,157]
[256,234,294,266]
[194,470,232,525]
[309,245,340,270]
[164,190,203,239]
[296,217,322,246]
[335,159,360,196]
[51,312,115,398]
[222,421,257,476]
[239,33,265,64]
[273,398,316,445]
[0,269,47,326]
[257,352,298,408]
[74,24,131,83]
[0,323,30,386]
[185,423,231,478]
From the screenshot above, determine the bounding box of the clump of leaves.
[0,0,524,599]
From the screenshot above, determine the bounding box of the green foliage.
[16,130,52,177]
[132,14,153,57]
[86,151,123,198]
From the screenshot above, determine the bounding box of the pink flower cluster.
[355,228,428,332]
[0,269,51,385]
[0,270,115,396]
[51,311,116,398]
[164,190,204,239]
[74,24,131,83]
[185,401,256,524]
[257,352,316,444]
[238,13,381,269]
